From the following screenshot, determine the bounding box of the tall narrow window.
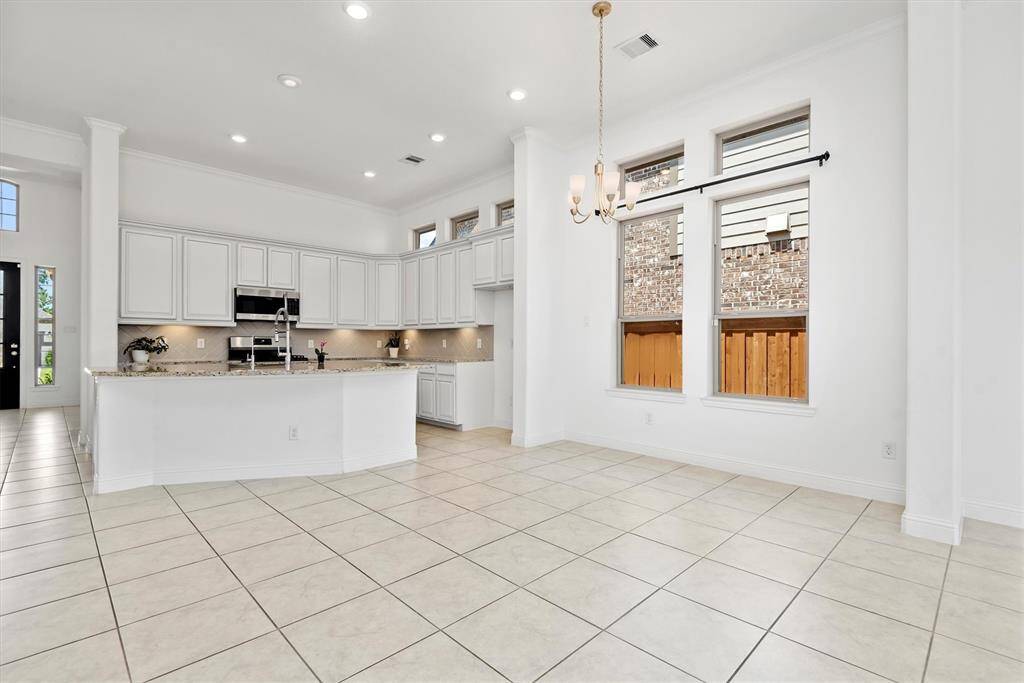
[1,180,18,231]
[715,184,808,401]
[413,224,437,250]
[35,266,55,386]
[622,147,685,200]
[452,211,479,240]
[496,200,514,228]
[619,208,684,391]
[717,109,810,175]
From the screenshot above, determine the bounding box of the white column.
[902,2,963,544]
[510,128,568,447]
[79,118,125,443]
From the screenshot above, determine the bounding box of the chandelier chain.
[598,11,604,163]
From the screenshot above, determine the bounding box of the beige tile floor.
[1,407,1022,682]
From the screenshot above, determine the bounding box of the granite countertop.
[86,359,436,378]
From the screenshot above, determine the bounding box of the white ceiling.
[0,0,903,209]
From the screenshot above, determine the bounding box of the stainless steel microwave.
[234,287,299,322]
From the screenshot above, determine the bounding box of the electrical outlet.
[882,442,896,460]
[307,339,315,349]
[583,315,591,327]
[476,338,483,349]
[404,338,410,349]
[644,412,654,426]
[289,425,300,440]
[196,338,205,349]
[442,339,447,349]
[376,339,383,349]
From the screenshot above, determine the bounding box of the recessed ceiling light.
[344,2,369,20]
[507,88,528,102]
[230,133,248,143]
[429,133,446,143]
[277,74,302,88]
[363,170,376,178]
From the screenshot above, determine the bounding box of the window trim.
[620,145,686,200]
[450,210,480,241]
[34,265,56,387]
[715,106,811,176]
[712,182,810,403]
[495,199,514,228]
[0,179,19,232]
[616,207,685,394]
[412,223,437,250]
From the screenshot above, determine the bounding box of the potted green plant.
[385,332,401,359]
[123,336,169,364]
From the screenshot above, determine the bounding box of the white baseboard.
[513,430,565,449]
[563,430,905,504]
[962,498,1024,529]
[902,511,963,545]
[491,418,513,429]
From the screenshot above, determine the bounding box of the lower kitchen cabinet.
[416,361,494,430]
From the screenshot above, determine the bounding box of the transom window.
[413,224,437,250]
[452,211,479,240]
[618,208,684,392]
[715,183,808,401]
[718,109,810,175]
[496,200,514,228]
[622,147,685,200]
[35,266,55,386]
[1,180,18,232]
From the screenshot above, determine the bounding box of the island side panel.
[339,370,418,472]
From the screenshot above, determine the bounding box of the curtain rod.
[617,150,830,210]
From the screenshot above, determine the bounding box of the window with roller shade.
[715,183,808,401]
[618,208,684,392]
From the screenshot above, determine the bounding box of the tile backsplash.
[117,323,494,363]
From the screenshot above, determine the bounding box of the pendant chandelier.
[569,1,640,224]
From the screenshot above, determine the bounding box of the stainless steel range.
[227,336,308,366]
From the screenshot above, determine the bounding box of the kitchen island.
[83,360,425,493]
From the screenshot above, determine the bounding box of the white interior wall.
[557,21,909,501]
[958,0,1023,526]
[492,289,513,427]
[396,170,513,248]
[0,174,82,407]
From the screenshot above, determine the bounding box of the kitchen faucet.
[273,293,292,372]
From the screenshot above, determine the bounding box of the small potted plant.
[385,332,401,359]
[313,339,328,368]
[123,336,169,365]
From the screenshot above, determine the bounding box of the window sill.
[32,385,60,390]
[605,387,687,404]
[700,395,816,417]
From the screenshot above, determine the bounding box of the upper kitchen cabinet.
[437,249,456,325]
[472,229,513,288]
[121,228,178,321]
[182,236,234,322]
[337,256,370,326]
[267,247,298,290]
[375,260,401,327]
[402,257,419,325]
[455,245,476,323]
[298,251,335,326]
[418,253,438,325]
[236,243,267,287]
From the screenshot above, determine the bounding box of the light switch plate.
[376,339,383,348]
[307,339,315,349]
[476,338,482,349]
[196,338,205,349]
[442,339,447,349]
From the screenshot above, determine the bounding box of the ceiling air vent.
[617,33,658,59]
[399,154,425,166]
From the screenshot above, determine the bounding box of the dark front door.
[0,261,21,410]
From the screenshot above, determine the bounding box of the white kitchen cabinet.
[402,258,419,325]
[182,236,233,322]
[417,373,436,418]
[418,254,437,325]
[435,375,455,422]
[299,251,336,326]
[473,237,497,286]
[267,247,298,290]
[236,243,267,287]
[375,260,400,327]
[498,234,515,283]
[337,256,369,325]
[437,249,456,325]
[120,228,178,321]
[455,245,476,323]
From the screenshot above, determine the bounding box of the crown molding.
[119,148,398,216]
[0,117,84,143]
[396,164,514,215]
